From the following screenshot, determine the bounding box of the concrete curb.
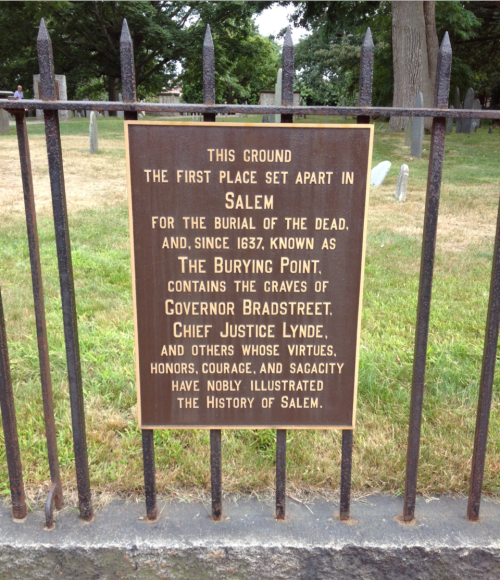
[0,495,499,579]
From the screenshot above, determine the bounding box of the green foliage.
[182,19,280,104]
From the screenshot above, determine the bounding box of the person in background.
[14,85,23,99]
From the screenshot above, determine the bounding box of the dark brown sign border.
[125,121,374,430]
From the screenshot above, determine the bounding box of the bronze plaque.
[125,122,373,429]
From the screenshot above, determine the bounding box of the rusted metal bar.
[467,197,500,521]
[37,18,93,522]
[210,429,222,521]
[12,108,63,527]
[403,33,452,523]
[202,24,220,520]
[120,18,159,521]
[141,430,158,520]
[276,430,287,520]
[44,481,58,530]
[340,430,353,520]
[0,287,27,520]
[3,100,498,119]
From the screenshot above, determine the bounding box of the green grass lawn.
[0,115,499,506]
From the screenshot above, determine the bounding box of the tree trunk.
[107,76,119,117]
[388,1,435,132]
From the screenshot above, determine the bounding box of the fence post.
[12,108,63,529]
[403,32,452,522]
[275,27,294,521]
[467,199,500,521]
[0,288,26,521]
[338,27,374,522]
[202,24,221,520]
[37,18,93,522]
[120,18,159,522]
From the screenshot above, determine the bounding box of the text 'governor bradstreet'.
[127,124,372,428]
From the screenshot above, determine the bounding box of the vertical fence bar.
[274,27,294,521]
[339,28,375,522]
[12,108,63,528]
[467,199,500,521]
[203,24,221,520]
[0,287,27,520]
[37,18,93,521]
[403,33,452,522]
[121,18,158,521]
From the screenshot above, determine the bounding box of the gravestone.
[453,86,461,110]
[489,126,493,134]
[378,123,385,131]
[404,117,412,146]
[117,93,124,119]
[411,92,424,158]
[274,68,282,123]
[89,111,98,154]
[104,110,109,118]
[342,97,346,120]
[456,104,463,133]
[262,114,269,123]
[446,106,454,133]
[325,115,328,124]
[0,109,9,134]
[154,90,181,117]
[370,161,391,186]
[462,88,474,134]
[270,114,275,123]
[395,164,409,202]
[472,98,481,131]
[239,113,242,123]
[33,73,69,120]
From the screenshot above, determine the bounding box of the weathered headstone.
[33,73,69,120]
[411,92,424,158]
[269,114,275,123]
[104,110,109,118]
[395,164,409,202]
[453,86,461,110]
[489,126,493,134]
[472,98,481,131]
[239,113,242,123]
[0,109,9,134]
[274,68,282,123]
[456,104,463,133]
[89,111,98,154]
[446,106,454,133]
[370,161,391,187]
[342,97,346,120]
[404,117,412,146]
[262,114,269,123]
[462,88,474,134]
[117,93,124,119]
[325,114,328,124]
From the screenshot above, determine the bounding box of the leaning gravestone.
[472,98,481,131]
[395,164,409,202]
[411,92,424,158]
[370,161,391,187]
[0,109,9,135]
[274,68,282,123]
[446,106,454,133]
[89,111,98,154]
[462,88,475,134]
[456,104,463,134]
[342,97,346,120]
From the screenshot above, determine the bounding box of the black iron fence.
[1,18,500,530]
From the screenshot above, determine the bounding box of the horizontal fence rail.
[2,99,500,119]
[0,16,500,532]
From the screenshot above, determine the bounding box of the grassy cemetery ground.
[0,115,499,509]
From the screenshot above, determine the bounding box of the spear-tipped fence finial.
[120,18,136,103]
[282,26,294,107]
[203,24,215,105]
[358,27,374,107]
[434,32,452,109]
[37,18,57,101]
